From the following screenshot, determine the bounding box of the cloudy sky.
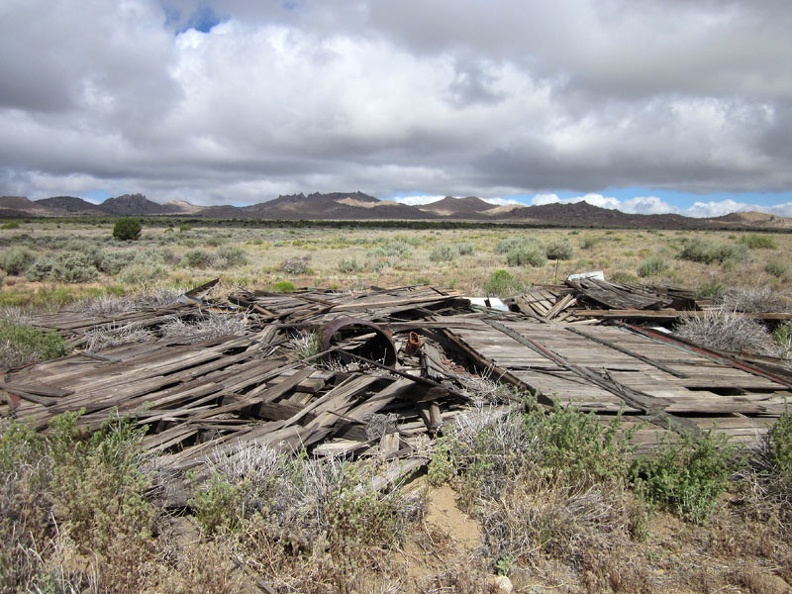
[2,0,791,217]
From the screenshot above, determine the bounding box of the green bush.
[545,239,574,261]
[0,221,20,229]
[112,217,142,241]
[430,401,635,504]
[0,246,36,275]
[94,250,135,275]
[272,280,296,293]
[280,257,309,274]
[429,244,455,263]
[213,246,248,269]
[46,412,155,550]
[765,260,788,278]
[637,256,670,278]
[772,322,792,359]
[629,430,740,524]
[456,242,474,256]
[338,258,362,273]
[366,239,414,258]
[526,402,634,483]
[697,281,724,299]
[0,319,69,368]
[181,249,214,269]
[494,236,526,254]
[483,269,523,296]
[53,252,99,283]
[765,410,792,480]
[189,472,242,535]
[24,256,54,281]
[506,246,547,267]
[739,233,777,250]
[679,239,749,266]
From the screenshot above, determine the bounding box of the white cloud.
[0,0,791,214]
[531,194,561,206]
[481,197,522,206]
[683,199,749,218]
[389,194,447,206]
[621,196,678,215]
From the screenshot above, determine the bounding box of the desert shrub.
[506,245,547,267]
[53,252,99,283]
[637,256,670,278]
[478,472,637,575]
[337,258,362,273]
[697,281,725,299]
[545,238,575,261]
[456,242,474,256]
[765,260,789,279]
[367,238,414,258]
[112,217,142,241]
[430,403,639,573]
[0,246,36,275]
[0,221,20,229]
[118,263,165,284]
[0,318,69,368]
[494,236,527,254]
[279,256,310,275]
[25,252,99,283]
[429,243,455,263]
[181,249,214,269]
[212,246,248,269]
[0,412,157,593]
[22,256,50,281]
[190,472,242,536]
[527,402,634,483]
[674,310,780,357]
[629,430,741,524]
[46,412,156,551]
[483,269,523,296]
[765,410,792,481]
[721,287,791,313]
[94,250,136,275]
[197,443,425,552]
[739,233,777,250]
[431,401,634,509]
[579,235,601,250]
[772,322,792,359]
[678,239,749,266]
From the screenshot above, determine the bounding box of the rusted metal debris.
[2,282,791,498]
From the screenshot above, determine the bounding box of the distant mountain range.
[0,191,788,230]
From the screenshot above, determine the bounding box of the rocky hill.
[0,191,788,230]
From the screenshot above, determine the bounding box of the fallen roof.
[2,283,790,496]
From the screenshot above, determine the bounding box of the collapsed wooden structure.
[2,281,791,492]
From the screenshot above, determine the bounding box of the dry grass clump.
[160,312,248,343]
[82,323,154,352]
[427,401,647,588]
[720,286,792,313]
[674,310,782,357]
[75,287,183,317]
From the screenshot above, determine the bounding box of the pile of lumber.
[3,282,792,494]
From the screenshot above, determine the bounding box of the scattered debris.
[2,282,791,500]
